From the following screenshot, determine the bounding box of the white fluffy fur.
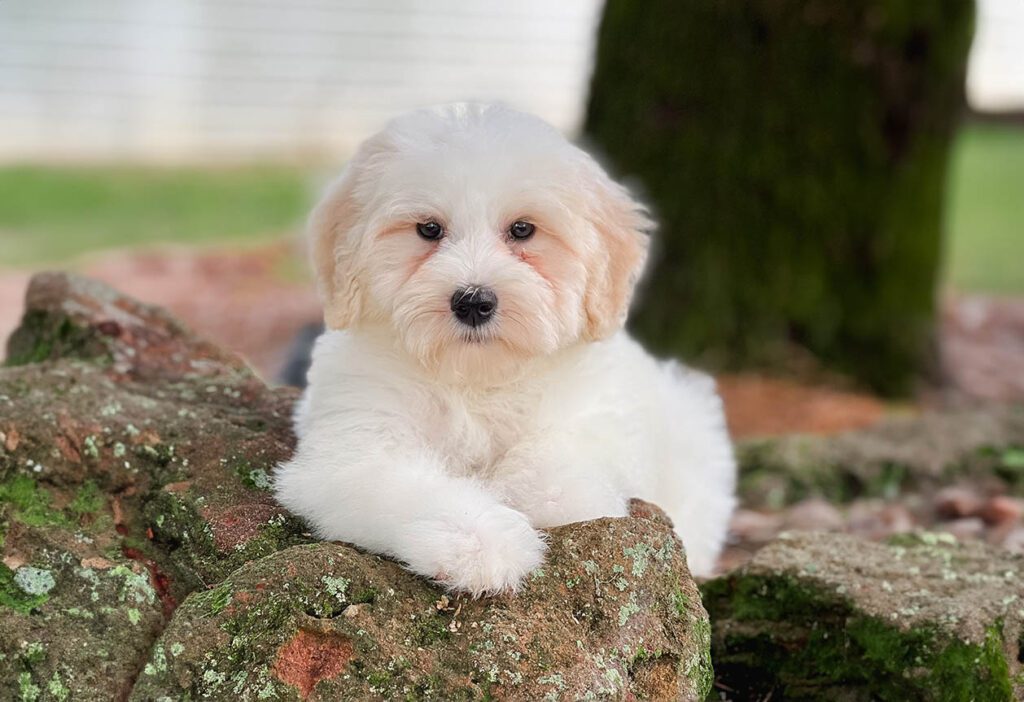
[274,104,736,595]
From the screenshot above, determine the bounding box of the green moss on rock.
[4,310,106,368]
[67,481,104,517]
[1,564,51,615]
[0,476,69,529]
[131,518,712,701]
[144,485,310,591]
[703,532,1023,699]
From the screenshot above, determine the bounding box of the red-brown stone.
[272,629,354,699]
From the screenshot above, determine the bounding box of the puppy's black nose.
[450,287,497,328]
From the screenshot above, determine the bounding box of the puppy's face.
[312,104,649,379]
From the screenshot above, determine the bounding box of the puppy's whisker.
[455,287,476,305]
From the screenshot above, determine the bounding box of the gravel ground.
[720,488,1024,574]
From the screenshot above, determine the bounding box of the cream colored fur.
[274,104,736,595]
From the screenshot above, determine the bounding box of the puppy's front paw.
[400,507,546,597]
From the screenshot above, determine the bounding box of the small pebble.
[728,509,783,543]
[846,500,917,540]
[343,604,367,618]
[977,496,1023,526]
[933,486,983,519]
[999,526,1024,554]
[784,498,844,532]
[942,517,986,541]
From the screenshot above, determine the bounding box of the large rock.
[703,531,1024,700]
[1,273,306,700]
[0,273,712,701]
[4,270,244,380]
[131,517,711,701]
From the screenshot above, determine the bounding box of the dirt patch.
[717,373,887,438]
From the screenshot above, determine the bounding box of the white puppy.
[274,104,735,595]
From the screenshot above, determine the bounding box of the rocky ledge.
[703,531,1023,700]
[0,273,711,701]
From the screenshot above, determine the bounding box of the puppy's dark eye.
[416,221,444,240]
[509,221,535,240]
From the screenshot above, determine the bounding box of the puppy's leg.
[491,436,629,528]
[275,435,546,596]
[652,363,737,577]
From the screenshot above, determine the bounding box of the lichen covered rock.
[131,516,712,702]
[0,472,168,702]
[4,270,245,379]
[1,273,713,701]
[1,273,305,699]
[703,531,1024,700]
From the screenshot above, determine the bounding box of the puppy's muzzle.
[450,287,497,328]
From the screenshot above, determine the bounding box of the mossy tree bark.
[585,0,974,394]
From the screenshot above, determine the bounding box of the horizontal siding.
[0,0,1021,163]
[0,0,603,162]
[968,0,1024,110]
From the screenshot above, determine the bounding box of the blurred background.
[0,0,1021,436]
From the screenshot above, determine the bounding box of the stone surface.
[980,496,1024,526]
[1,273,305,700]
[737,408,1024,509]
[131,518,711,701]
[8,271,1022,702]
[703,531,1024,701]
[723,417,1024,572]
[4,270,246,381]
[781,498,843,532]
[1,273,713,701]
[934,485,985,520]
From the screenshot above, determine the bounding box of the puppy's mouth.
[458,328,493,345]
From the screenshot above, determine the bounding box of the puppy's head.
[311,103,650,378]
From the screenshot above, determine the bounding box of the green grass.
[943,123,1024,294]
[0,164,313,267]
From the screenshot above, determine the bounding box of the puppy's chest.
[423,390,534,475]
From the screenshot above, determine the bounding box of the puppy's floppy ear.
[309,166,365,329]
[582,164,651,341]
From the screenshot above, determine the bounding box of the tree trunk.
[585,0,974,395]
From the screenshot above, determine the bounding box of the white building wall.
[0,0,603,162]
[968,0,1024,111]
[0,0,1020,164]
